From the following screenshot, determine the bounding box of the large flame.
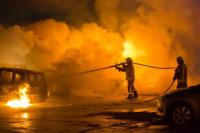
[123,40,145,58]
[6,84,31,108]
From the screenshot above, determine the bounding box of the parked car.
[157,84,200,126]
[0,67,48,101]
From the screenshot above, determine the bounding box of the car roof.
[0,67,43,75]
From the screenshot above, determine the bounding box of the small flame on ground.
[6,84,31,108]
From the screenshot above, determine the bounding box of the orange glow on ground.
[6,84,31,108]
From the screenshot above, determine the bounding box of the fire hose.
[129,80,175,104]
[72,62,175,104]
[73,62,175,76]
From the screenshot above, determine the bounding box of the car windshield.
[0,69,46,86]
[1,71,13,82]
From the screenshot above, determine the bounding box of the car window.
[1,71,13,82]
[30,74,36,84]
[14,73,22,83]
[30,74,44,84]
[36,75,44,82]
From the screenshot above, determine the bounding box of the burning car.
[0,67,48,106]
[157,84,200,126]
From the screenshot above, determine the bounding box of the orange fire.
[122,40,145,58]
[6,84,31,108]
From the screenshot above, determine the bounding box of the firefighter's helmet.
[126,57,132,63]
[177,56,184,63]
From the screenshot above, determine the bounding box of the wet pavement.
[0,95,199,133]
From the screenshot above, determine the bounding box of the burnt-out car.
[157,85,200,126]
[0,67,48,101]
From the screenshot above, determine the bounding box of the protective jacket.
[174,63,187,89]
[116,63,135,81]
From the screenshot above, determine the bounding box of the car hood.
[161,88,188,98]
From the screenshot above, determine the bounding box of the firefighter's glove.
[115,64,119,69]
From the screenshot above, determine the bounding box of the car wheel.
[171,103,193,126]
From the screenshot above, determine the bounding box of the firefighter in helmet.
[115,57,138,98]
[173,56,187,89]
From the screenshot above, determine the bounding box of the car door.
[187,87,200,119]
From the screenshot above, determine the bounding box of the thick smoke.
[96,0,200,89]
[0,19,124,97]
[0,0,200,97]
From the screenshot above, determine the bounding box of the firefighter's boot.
[133,90,138,98]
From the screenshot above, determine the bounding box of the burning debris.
[6,83,31,108]
[0,67,48,108]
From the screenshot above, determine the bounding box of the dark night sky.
[0,0,98,26]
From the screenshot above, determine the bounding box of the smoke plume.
[0,0,200,97]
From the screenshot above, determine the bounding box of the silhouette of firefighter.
[173,56,187,89]
[115,57,138,98]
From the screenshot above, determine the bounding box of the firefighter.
[115,57,138,98]
[173,56,187,89]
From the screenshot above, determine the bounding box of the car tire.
[170,103,193,126]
